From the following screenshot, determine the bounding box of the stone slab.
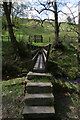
[27,82,52,86]
[26,82,53,93]
[24,93,54,106]
[23,106,55,119]
[27,72,52,80]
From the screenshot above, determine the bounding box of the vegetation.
[1,0,80,119]
[2,77,25,119]
[2,77,80,119]
[2,18,79,79]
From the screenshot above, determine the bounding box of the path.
[22,44,55,119]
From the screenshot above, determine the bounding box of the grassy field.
[2,18,79,79]
[2,77,80,119]
[2,18,78,43]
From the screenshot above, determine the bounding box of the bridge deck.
[33,53,45,73]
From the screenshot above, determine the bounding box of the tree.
[67,16,72,24]
[34,0,79,45]
[11,2,29,26]
[77,2,80,72]
[35,0,60,42]
[3,2,19,56]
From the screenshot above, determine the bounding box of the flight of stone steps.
[23,82,55,119]
[22,44,55,119]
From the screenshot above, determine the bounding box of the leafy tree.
[11,2,29,26]
[3,2,19,56]
[67,16,72,24]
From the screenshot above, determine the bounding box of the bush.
[18,40,31,58]
[2,61,21,77]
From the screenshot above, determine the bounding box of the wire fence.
[1,33,78,44]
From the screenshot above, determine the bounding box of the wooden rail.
[31,44,51,73]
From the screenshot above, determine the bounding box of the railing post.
[46,44,51,63]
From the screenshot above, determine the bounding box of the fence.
[1,34,78,45]
[1,35,10,42]
[1,34,29,43]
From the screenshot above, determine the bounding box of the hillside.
[2,18,78,43]
[2,18,79,79]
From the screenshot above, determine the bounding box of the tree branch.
[35,8,55,14]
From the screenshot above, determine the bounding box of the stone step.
[23,106,55,119]
[27,71,52,80]
[26,82,53,93]
[24,93,54,106]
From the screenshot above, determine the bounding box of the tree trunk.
[77,12,80,72]
[54,1,59,42]
[3,2,19,56]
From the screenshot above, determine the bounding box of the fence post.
[49,37,50,42]
[41,35,43,42]
[34,35,36,43]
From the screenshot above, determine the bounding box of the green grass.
[2,77,80,119]
[49,42,78,79]
[2,18,79,78]
[30,77,50,82]
[2,19,78,44]
[2,77,25,119]
[54,78,78,91]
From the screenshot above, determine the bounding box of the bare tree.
[35,0,60,42]
[34,0,79,45]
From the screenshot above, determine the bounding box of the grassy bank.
[2,77,25,119]
[2,77,80,119]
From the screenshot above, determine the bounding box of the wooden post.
[2,36,3,42]
[46,44,51,63]
[41,35,43,42]
[49,37,50,42]
[34,35,36,43]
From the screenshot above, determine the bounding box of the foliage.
[2,77,80,119]
[49,41,78,79]
[2,18,78,79]
[67,16,72,24]
[30,77,50,82]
